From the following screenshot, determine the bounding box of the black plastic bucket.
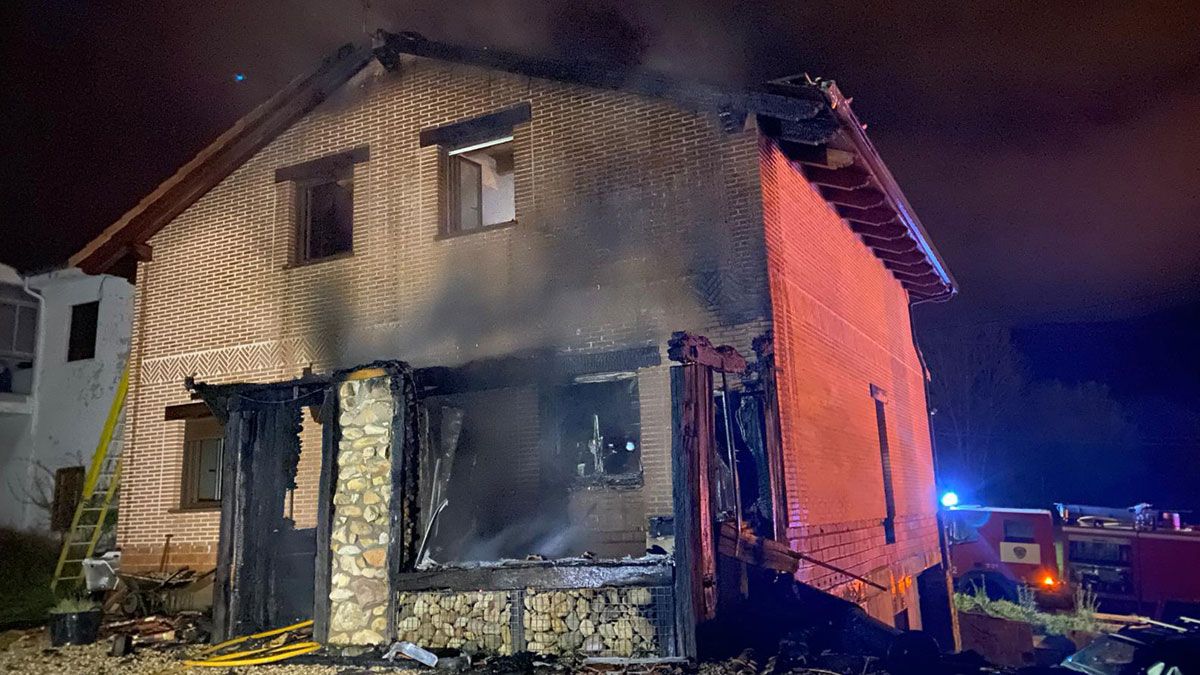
[47,609,102,646]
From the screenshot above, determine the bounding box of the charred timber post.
[668,332,749,657]
[752,332,789,542]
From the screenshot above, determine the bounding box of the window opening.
[296,169,353,262]
[872,385,897,544]
[181,415,224,509]
[559,375,641,482]
[67,301,99,362]
[1003,519,1037,543]
[445,136,515,234]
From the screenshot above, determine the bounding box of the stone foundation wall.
[328,375,396,645]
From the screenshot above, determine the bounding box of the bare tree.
[921,325,1027,482]
[7,458,56,518]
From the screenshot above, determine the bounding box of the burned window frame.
[556,372,643,487]
[274,147,368,265]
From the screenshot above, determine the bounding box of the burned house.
[70,32,957,656]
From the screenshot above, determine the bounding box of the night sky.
[3,3,1197,505]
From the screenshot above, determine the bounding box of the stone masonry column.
[327,372,396,645]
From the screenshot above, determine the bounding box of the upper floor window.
[446,137,515,234]
[297,170,354,262]
[419,103,530,238]
[67,300,99,362]
[275,147,368,264]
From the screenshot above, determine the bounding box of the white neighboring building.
[0,263,132,532]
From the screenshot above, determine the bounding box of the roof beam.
[802,165,873,190]
[838,206,899,226]
[848,221,909,239]
[874,249,933,266]
[819,186,886,210]
[858,234,918,254]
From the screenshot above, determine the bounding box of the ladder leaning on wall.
[50,367,129,592]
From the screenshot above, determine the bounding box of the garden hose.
[197,618,313,655]
[182,641,321,667]
[184,618,317,667]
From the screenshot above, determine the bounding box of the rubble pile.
[328,375,396,646]
[523,587,660,657]
[395,591,515,655]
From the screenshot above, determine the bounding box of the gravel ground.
[0,629,421,674]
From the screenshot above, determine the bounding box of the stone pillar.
[328,372,395,645]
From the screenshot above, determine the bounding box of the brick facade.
[115,55,943,626]
[760,137,940,618]
[118,57,768,572]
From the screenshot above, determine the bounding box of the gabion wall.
[394,585,673,657]
[395,591,516,655]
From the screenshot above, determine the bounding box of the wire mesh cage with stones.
[395,591,514,655]
[520,586,671,657]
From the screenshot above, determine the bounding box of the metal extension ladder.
[50,367,129,592]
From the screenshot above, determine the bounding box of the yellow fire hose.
[182,619,319,668]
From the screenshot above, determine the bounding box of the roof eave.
[822,83,957,303]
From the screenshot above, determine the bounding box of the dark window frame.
[275,147,368,266]
[440,137,517,238]
[67,301,99,362]
[178,415,224,511]
[293,169,355,264]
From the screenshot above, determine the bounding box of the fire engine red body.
[946,504,1200,618]
[945,507,1063,599]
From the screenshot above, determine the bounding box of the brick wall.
[117,57,768,571]
[758,137,941,623]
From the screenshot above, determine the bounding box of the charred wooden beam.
[819,185,887,210]
[667,332,747,374]
[313,392,338,642]
[670,364,714,659]
[392,561,673,592]
[717,522,888,591]
[164,401,215,421]
[802,165,873,191]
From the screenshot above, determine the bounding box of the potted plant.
[47,596,103,646]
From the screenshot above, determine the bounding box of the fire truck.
[945,502,1200,618]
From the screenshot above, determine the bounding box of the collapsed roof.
[71,30,955,302]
